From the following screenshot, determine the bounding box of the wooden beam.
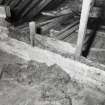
[7,24,76,55]
[13,0,34,16]
[0,6,6,18]
[41,8,72,17]
[75,0,94,57]
[0,35,105,92]
[0,6,11,18]
[20,0,39,18]
[38,14,72,27]
[41,14,71,33]
[35,34,75,55]
[29,21,36,47]
[54,20,79,38]
[56,23,79,40]
[22,0,53,19]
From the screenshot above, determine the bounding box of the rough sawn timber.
[0,35,105,92]
[75,0,94,57]
[35,34,75,55]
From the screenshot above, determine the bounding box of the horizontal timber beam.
[35,34,76,55]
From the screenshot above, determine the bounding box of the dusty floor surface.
[0,50,105,105]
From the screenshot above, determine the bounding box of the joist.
[75,0,95,57]
[0,35,105,92]
[41,14,71,32]
[9,0,21,9]
[22,0,53,19]
[15,0,39,18]
[20,0,41,18]
[54,20,79,36]
[56,21,79,40]
[41,22,59,33]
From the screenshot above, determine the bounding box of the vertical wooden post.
[0,6,11,18]
[29,21,36,47]
[75,0,94,57]
[0,6,11,35]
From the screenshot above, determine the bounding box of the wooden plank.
[14,0,39,18]
[41,21,58,33]
[56,23,79,40]
[75,0,95,57]
[37,14,72,27]
[41,14,71,33]
[0,35,105,92]
[54,20,79,38]
[41,8,72,17]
